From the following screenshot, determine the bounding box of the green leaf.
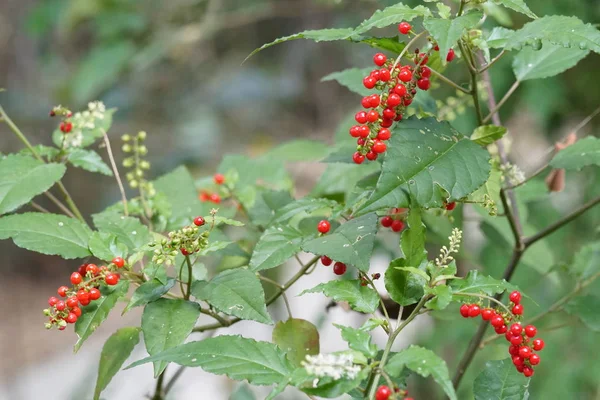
[570,242,600,279]
[20,145,60,159]
[322,67,374,96]
[231,385,257,400]
[123,278,176,313]
[357,117,491,213]
[273,198,338,224]
[353,3,432,35]
[247,190,294,228]
[385,345,457,400]
[219,154,293,192]
[301,280,379,313]
[311,163,381,200]
[154,166,207,228]
[302,213,378,272]
[264,140,330,162]
[564,295,600,332]
[213,216,244,227]
[425,284,452,310]
[513,43,589,81]
[550,137,600,170]
[396,266,430,281]
[93,213,152,251]
[93,327,141,400]
[0,154,66,215]
[0,212,92,259]
[300,366,371,398]
[487,27,515,49]
[491,0,537,20]
[74,280,129,352]
[250,225,310,272]
[471,125,507,146]
[273,319,320,367]
[334,324,378,358]
[401,207,427,267]
[359,36,407,54]
[127,335,293,386]
[385,258,427,306]
[473,359,530,400]
[450,270,514,297]
[423,11,483,64]
[67,149,113,176]
[142,298,201,376]
[88,231,128,262]
[191,268,272,324]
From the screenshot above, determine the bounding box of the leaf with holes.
[550,137,600,170]
[424,11,483,64]
[273,319,320,367]
[473,359,530,400]
[300,280,379,313]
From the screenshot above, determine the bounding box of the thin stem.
[505,164,549,190]
[500,190,524,249]
[30,201,50,213]
[163,366,186,396]
[457,0,465,16]
[453,292,512,314]
[152,368,167,400]
[44,190,75,218]
[0,105,43,162]
[459,41,483,124]
[483,80,520,124]
[102,130,129,216]
[391,31,427,72]
[259,275,293,318]
[571,105,600,134]
[184,256,193,300]
[477,50,506,74]
[429,68,470,94]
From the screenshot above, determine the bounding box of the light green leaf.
[264,140,330,162]
[564,295,600,331]
[250,225,310,272]
[88,231,128,262]
[450,270,515,297]
[385,345,457,400]
[0,212,92,259]
[401,207,427,267]
[273,319,320,367]
[322,67,374,97]
[491,0,537,20]
[356,117,491,213]
[67,149,113,176]
[213,216,244,227]
[0,154,65,215]
[93,213,152,251]
[359,36,407,54]
[93,327,141,400]
[127,335,294,386]
[513,43,589,81]
[471,125,507,146]
[473,359,530,400]
[353,3,432,35]
[437,3,452,19]
[142,298,200,376]
[302,213,378,272]
[231,385,257,400]
[300,280,379,313]
[334,324,378,358]
[273,198,338,224]
[425,284,452,310]
[487,27,515,48]
[424,11,483,64]
[570,242,600,279]
[550,137,600,170]
[396,266,430,281]
[191,268,272,324]
[123,278,176,313]
[385,258,427,306]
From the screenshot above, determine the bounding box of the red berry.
[367,110,380,123]
[510,335,523,346]
[495,324,508,334]
[468,304,481,318]
[391,219,404,232]
[355,111,368,124]
[70,272,82,285]
[446,48,455,62]
[398,22,411,35]
[460,304,470,318]
[529,353,540,365]
[199,192,210,202]
[78,264,88,276]
[420,66,431,78]
[445,201,456,211]
[181,248,191,256]
[403,96,413,106]
[532,339,544,351]
[193,216,206,227]
[72,306,82,317]
[57,286,69,297]
[66,312,78,324]
[320,256,333,266]
[66,297,78,308]
[373,53,387,66]
[333,262,347,276]
[417,77,431,91]
[524,325,537,337]
[77,290,90,305]
[349,126,361,138]
[105,274,119,286]
[376,385,392,400]
[512,304,524,315]
[519,346,532,359]
[381,216,393,228]
[372,140,387,154]
[357,138,366,146]
[361,96,371,108]
[481,308,494,321]
[210,193,221,203]
[387,93,402,107]
[416,53,429,65]
[370,69,381,81]
[377,128,391,141]
[510,323,523,335]
[394,113,403,122]
[522,366,534,377]
[366,151,378,161]
[393,83,407,96]
[48,296,59,306]
[379,69,391,82]
[86,264,99,276]
[509,291,521,304]
[353,152,365,164]
[89,288,101,300]
[398,69,412,82]
[382,108,396,120]
[58,325,66,331]
[434,44,440,51]
[369,94,381,108]
[55,301,66,311]
[508,345,520,356]
[380,118,393,128]
[60,121,73,133]
[491,315,504,328]
[359,125,371,138]
[317,220,331,234]
[213,173,225,185]
[363,76,377,89]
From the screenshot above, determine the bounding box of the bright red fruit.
[353,152,365,164]
[529,353,540,365]
[70,272,82,285]
[72,306,82,317]
[375,385,392,400]
[379,69,391,82]
[491,315,504,328]
[355,111,368,124]
[60,121,73,133]
[532,339,544,351]
[398,69,412,82]
[377,128,391,140]
[66,313,78,324]
[509,291,521,304]
[372,140,387,154]
[382,108,395,119]
[445,201,456,211]
[393,83,407,96]
[317,220,331,234]
[460,304,470,318]
[366,151,378,161]
[57,286,69,297]
[468,304,481,318]
[66,297,78,308]
[320,256,332,266]
[48,297,58,306]
[519,346,532,359]
[363,76,377,89]
[213,173,225,184]
[525,325,537,337]
[89,288,101,300]
[55,301,66,311]
[86,264,99,276]
[495,325,508,334]
[510,323,523,335]
[373,53,387,66]
[387,93,402,107]
[209,193,221,203]
[105,274,119,286]
[367,110,380,123]
[417,77,431,91]
[481,308,494,320]
[391,219,404,232]
[398,22,412,35]
[333,262,347,276]
[512,304,524,315]
[193,217,206,227]
[447,48,456,62]
[523,366,534,377]
[420,66,431,78]
[381,216,393,228]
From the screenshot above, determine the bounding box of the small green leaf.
[322,67,374,96]
[250,225,310,272]
[272,198,339,224]
[212,216,244,227]
[385,258,427,306]
[123,278,176,313]
[437,3,452,19]
[0,154,66,215]
[425,285,452,310]
[487,27,515,49]
[359,36,407,54]
[88,231,128,262]
[334,324,378,358]
[264,140,330,162]
[93,327,141,400]
[142,298,200,376]
[353,3,432,35]
[93,213,152,251]
[450,270,515,297]
[273,319,320,367]
[360,318,386,332]
[513,43,589,81]
[191,268,272,324]
[570,242,600,279]
[301,280,379,313]
[564,295,600,331]
[395,266,430,281]
[127,335,293,386]
[423,11,483,64]
[471,125,507,146]
[385,345,457,400]
[67,149,113,176]
[550,137,600,170]
[491,0,537,19]
[401,207,427,267]
[473,359,530,400]
[0,212,92,259]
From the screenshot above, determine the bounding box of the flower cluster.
[51,101,108,148]
[122,131,155,196]
[151,214,211,265]
[302,353,361,382]
[435,227,462,267]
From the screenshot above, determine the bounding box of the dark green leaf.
[471,125,507,146]
[401,207,427,267]
[301,280,379,313]
[123,278,176,313]
[564,295,600,331]
[93,213,152,251]
[513,43,588,81]
[250,225,310,272]
[423,11,483,64]
[88,231,128,262]
[491,0,537,19]
[353,3,432,35]
[385,258,426,306]
[67,149,113,176]
[334,324,378,358]
[550,137,600,170]
[473,359,530,400]
[273,319,320,367]
[322,68,374,96]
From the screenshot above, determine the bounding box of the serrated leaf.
[322,67,374,97]
[273,198,339,224]
[386,345,457,400]
[353,3,432,35]
[450,270,514,297]
[93,213,151,251]
[473,359,530,400]
[564,295,600,331]
[0,212,92,258]
[191,268,272,324]
[300,280,379,313]
[213,216,244,227]
[142,298,200,376]
[385,258,427,306]
[359,36,407,54]
[247,190,294,228]
[123,278,176,313]
[437,3,452,19]
[273,319,320,367]
[424,11,483,64]
[570,242,600,279]
[334,324,378,358]
[357,117,491,213]
[302,213,378,272]
[264,140,330,162]
[88,231,128,262]
[487,27,515,48]
[471,125,507,146]
[127,335,293,386]
[491,0,537,19]
[401,207,427,267]
[0,154,66,215]
[93,327,141,400]
[549,137,600,170]
[426,284,452,310]
[74,280,129,352]
[250,225,310,272]
[513,43,589,81]
[67,149,113,176]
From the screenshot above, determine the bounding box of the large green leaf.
[302,213,378,272]
[247,190,294,228]
[249,225,311,272]
[93,213,152,251]
[67,149,113,176]
[423,11,483,64]
[334,324,378,358]
[401,207,427,267]
[570,242,600,280]
[0,212,92,258]
[550,137,600,170]
[0,154,65,215]
[191,268,272,324]
[74,280,129,352]
[473,359,530,400]
[491,0,537,19]
[273,318,320,367]
[564,295,600,332]
[127,335,293,386]
[450,270,515,297]
[385,258,426,306]
[93,327,141,400]
[357,117,491,213]
[487,27,515,49]
[88,231,128,262]
[385,345,457,400]
[123,278,176,313]
[301,280,379,313]
[142,298,200,376]
[353,3,432,35]
[321,67,374,97]
[513,43,589,81]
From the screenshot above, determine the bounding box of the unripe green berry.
[122,134,131,142]
[130,180,139,188]
[122,144,132,152]
[137,131,147,140]
[138,145,148,155]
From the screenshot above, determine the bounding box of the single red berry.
[366,151,378,161]
[361,96,371,108]
[372,140,387,154]
[509,291,521,304]
[512,355,524,367]
[48,296,59,307]
[381,216,393,228]
[510,323,523,335]
[213,173,225,185]
[512,304,524,315]
[504,331,513,342]
[363,76,377,89]
[367,110,380,123]
[86,263,99,275]
[398,69,412,82]
[403,96,413,106]
[495,324,508,334]
[468,304,481,318]
[398,22,411,35]
[393,83,407,96]
[446,48,455,62]
[357,138,366,146]
[359,125,371,138]
[210,193,221,203]
[445,202,456,211]
[380,118,393,128]
[333,262,347,276]
[420,66,431,78]
[57,286,69,297]
[416,53,429,65]
[60,121,73,133]
[77,290,90,304]
[58,325,66,331]
[460,304,470,318]
[491,315,504,328]
[72,306,82,317]
[199,192,210,202]
[373,53,387,66]
[320,255,333,266]
[515,364,524,373]
[70,272,82,285]
[524,325,537,337]
[89,288,101,300]
[522,366,534,377]
[181,248,191,256]
[391,219,405,232]
[529,353,540,365]
[377,128,391,141]
[519,346,532,359]
[78,264,88,276]
[355,111,368,124]
[376,385,392,400]
[370,69,381,81]
[105,274,119,286]
[508,345,520,356]
[481,308,494,321]
[369,94,381,107]
[66,296,78,308]
[317,220,331,234]
[193,216,206,227]
[66,312,78,324]
[434,44,440,51]
[382,108,396,120]
[510,335,523,346]
[353,152,365,164]
[417,77,431,91]
[55,301,66,311]
[387,93,402,107]
[379,69,391,82]
[532,339,544,351]
[349,126,361,138]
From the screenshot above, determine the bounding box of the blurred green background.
[1,0,600,399]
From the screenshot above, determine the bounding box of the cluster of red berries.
[376,385,413,400]
[44,257,126,330]
[360,272,381,286]
[49,107,73,133]
[460,291,544,377]
[380,207,407,232]
[316,220,348,275]
[198,174,225,203]
[349,22,454,164]
[181,216,207,255]
[444,201,456,211]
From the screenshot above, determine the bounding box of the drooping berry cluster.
[151,215,211,264]
[44,257,126,330]
[375,385,414,400]
[460,291,544,377]
[380,207,407,232]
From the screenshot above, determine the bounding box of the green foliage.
[491,0,537,19]
[513,44,589,81]
[123,278,176,313]
[249,225,310,271]
[88,231,128,261]
[273,319,320,367]
[322,68,374,97]
[471,125,508,146]
[550,137,600,170]
[450,270,516,297]
[335,324,378,358]
[424,11,483,64]
[473,360,530,400]
[301,280,379,313]
[93,212,151,251]
[564,295,600,331]
[353,3,432,35]
[67,149,112,176]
